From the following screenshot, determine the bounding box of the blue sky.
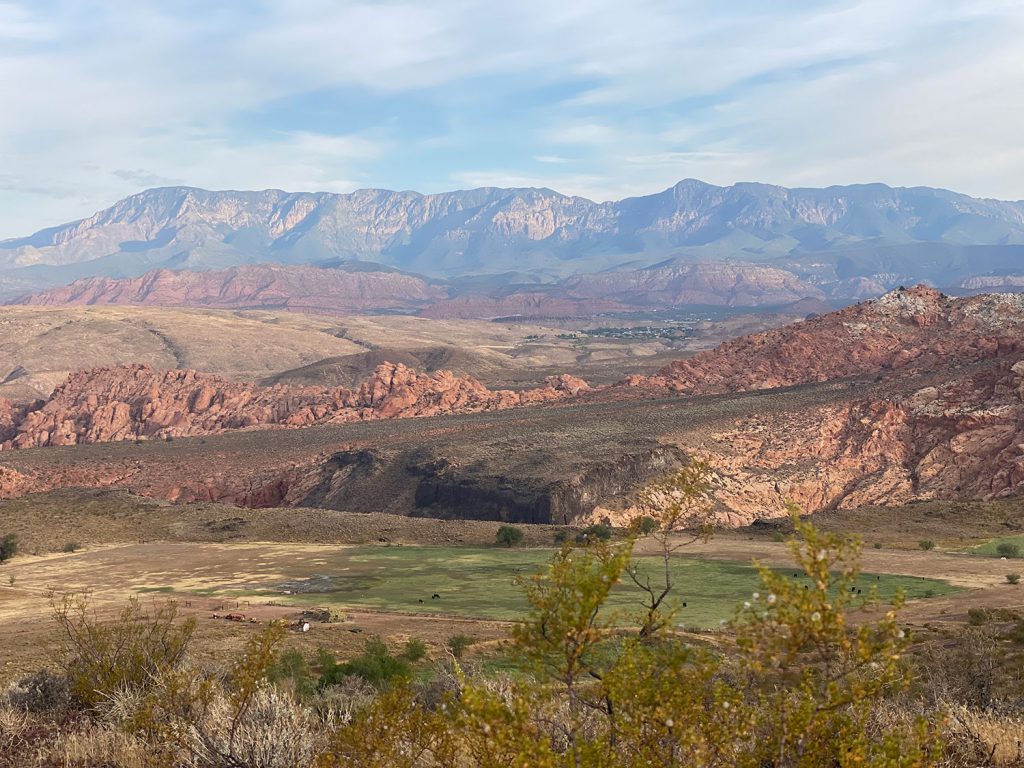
[0,0,1022,236]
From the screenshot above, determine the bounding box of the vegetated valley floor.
[1,487,1022,683]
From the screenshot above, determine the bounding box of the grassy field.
[969,534,1024,558]
[195,545,960,629]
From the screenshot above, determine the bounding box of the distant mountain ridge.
[3,179,1024,302]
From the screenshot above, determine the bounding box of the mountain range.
[3,179,1024,310]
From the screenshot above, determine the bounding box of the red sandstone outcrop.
[681,356,1024,521]
[626,286,1024,393]
[0,363,590,450]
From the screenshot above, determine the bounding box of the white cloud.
[0,0,1023,236]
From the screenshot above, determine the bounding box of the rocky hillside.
[608,286,1024,518]
[3,180,1024,299]
[2,286,1023,524]
[0,363,588,449]
[624,286,1024,393]
[688,355,1024,520]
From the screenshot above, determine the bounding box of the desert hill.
[17,261,829,319]
[1,287,1022,523]
[624,285,1024,393]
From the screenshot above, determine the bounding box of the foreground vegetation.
[0,470,1020,766]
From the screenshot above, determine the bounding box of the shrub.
[402,637,427,662]
[770,530,786,542]
[446,634,475,659]
[495,525,524,548]
[0,533,18,562]
[186,683,324,767]
[873,542,883,549]
[997,542,1021,559]
[575,523,612,543]
[553,530,568,544]
[7,668,71,712]
[967,608,989,625]
[919,540,935,551]
[268,648,316,698]
[52,595,195,708]
[62,542,81,553]
[319,637,411,688]
[1007,573,1021,585]
[633,516,659,536]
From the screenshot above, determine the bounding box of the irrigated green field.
[212,545,958,629]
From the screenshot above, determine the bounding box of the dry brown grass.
[943,706,1024,767]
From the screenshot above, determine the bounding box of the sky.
[0,0,1023,237]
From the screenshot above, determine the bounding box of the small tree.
[495,525,524,548]
[997,542,1021,559]
[1007,573,1020,585]
[629,460,715,637]
[0,533,18,562]
[919,540,935,551]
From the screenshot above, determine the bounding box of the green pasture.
[205,545,959,629]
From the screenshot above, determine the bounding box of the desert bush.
[306,675,376,724]
[1007,573,1021,585]
[967,608,989,626]
[0,533,18,562]
[575,523,612,543]
[62,541,81,553]
[268,647,317,699]
[52,594,195,708]
[553,529,569,544]
[186,682,325,768]
[446,633,476,660]
[7,668,70,713]
[495,524,524,548]
[920,539,936,551]
[402,637,427,662]
[997,542,1021,559]
[319,637,411,688]
[632,515,659,536]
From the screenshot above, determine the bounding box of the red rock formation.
[0,363,590,450]
[19,264,446,314]
[627,286,1024,393]
[681,356,1024,521]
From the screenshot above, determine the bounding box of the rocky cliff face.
[19,264,445,313]
[4,180,1024,296]
[687,357,1024,520]
[0,363,589,449]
